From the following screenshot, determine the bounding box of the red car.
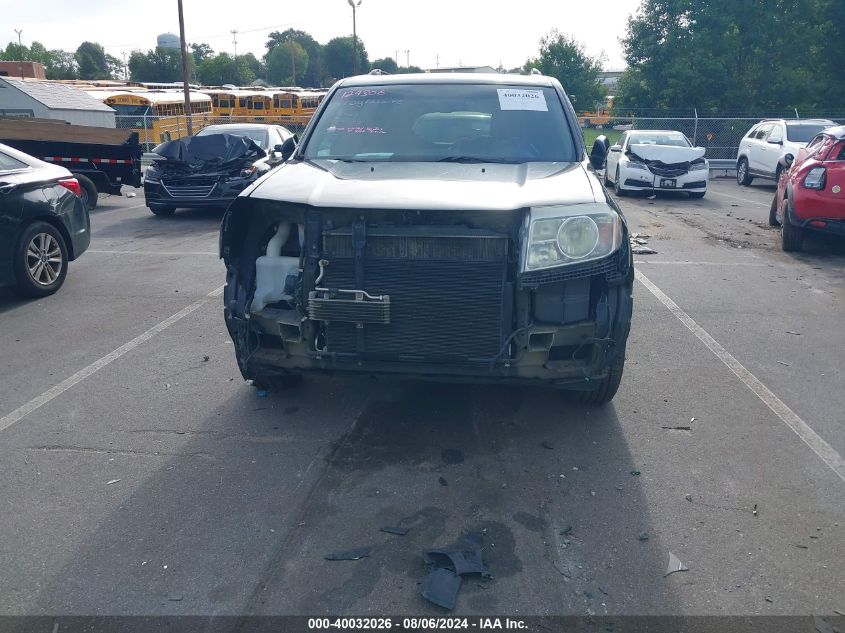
[770,125,845,251]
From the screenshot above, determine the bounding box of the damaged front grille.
[315,226,510,363]
[161,177,217,198]
[646,163,690,177]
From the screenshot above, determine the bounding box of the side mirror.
[779,153,794,169]
[589,135,609,170]
[279,135,298,161]
[609,144,622,152]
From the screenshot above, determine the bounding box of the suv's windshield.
[303,83,577,163]
[786,122,833,143]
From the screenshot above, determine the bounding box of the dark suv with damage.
[220,73,633,403]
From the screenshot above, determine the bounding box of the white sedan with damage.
[604,130,709,198]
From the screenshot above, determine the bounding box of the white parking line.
[634,260,769,266]
[636,269,845,484]
[88,250,218,256]
[0,285,225,434]
[708,188,771,208]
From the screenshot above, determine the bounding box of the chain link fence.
[116,115,314,150]
[592,114,845,162]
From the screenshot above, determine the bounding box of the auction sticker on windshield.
[497,88,548,111]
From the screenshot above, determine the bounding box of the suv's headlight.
[524,204,622,271]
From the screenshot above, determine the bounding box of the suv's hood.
[246,160,600,210]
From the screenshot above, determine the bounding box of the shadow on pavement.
[32,378,680,616]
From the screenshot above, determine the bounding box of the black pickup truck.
[0,118,142,209]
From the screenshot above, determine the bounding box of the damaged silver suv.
[220,73,633,403]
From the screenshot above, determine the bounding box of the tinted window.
[0,150,28,172]
[303,83,578,163]
[786,122,833,143]
[755,124,773,140]
[746,126,759,138]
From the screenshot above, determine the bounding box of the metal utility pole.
[122,52,128,81]
[14,29,23,78]
[405,50,409,68]
[348,0,362,75]
[177,0,193,135]
[231,30,238,57]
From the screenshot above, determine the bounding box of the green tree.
[75,41,110,79]
[616,0,845,113]
[128,47,185,83]
[396,65,424,74]
[45,50,78,79]
[525,31,605,112]
[266,41,308,85]
[370,57,398,73]
[266,29,323,87]
[323,36,368,81]
[190,42,214,67]
[196,53,256,86]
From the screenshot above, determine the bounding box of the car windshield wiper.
[437,156,517,164]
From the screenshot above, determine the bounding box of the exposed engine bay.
[221,200,633,388]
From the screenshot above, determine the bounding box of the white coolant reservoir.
[252,222,301,312]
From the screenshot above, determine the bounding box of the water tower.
[157,33,180,49]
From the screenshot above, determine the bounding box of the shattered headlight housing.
[626,159,648,171]
[524,203,622,271]
[689,160,708,171]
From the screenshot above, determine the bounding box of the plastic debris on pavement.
[126,192,137,198]
[420,532,490,610]
[664,552,689,577]
[380,526,409,536]
[106,479,121,485]
[325,547,371,561]
[630,232,657,255]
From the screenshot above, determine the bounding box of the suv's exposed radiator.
[316,226,510,363]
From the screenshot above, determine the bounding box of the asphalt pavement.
[0,180,843,617]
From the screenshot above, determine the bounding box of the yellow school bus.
[205,88,325,125]
[90,91,213,148]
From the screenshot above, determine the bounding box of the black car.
[220,74,633,404]
[0,142,90,297]
[143,124,293,217]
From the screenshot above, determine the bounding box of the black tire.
[603,167,612,187]
[571,352,626,405]
[689,191,706,199]
[149,205,176,217]
[251,373,303,392]
[736,158,753,186]
[781,201,803,252]
[12,221,69,298]
[614,167,628,196]
[74,174,98,210]
[768,195,781,227]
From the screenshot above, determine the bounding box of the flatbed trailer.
[0,118,142,209]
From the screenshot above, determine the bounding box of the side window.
[746,125,759,138]
[268,130,281,148]
[0,149,28,172]
[755,124,773,140]
[767,125,783,143]
[618,132,628,148]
